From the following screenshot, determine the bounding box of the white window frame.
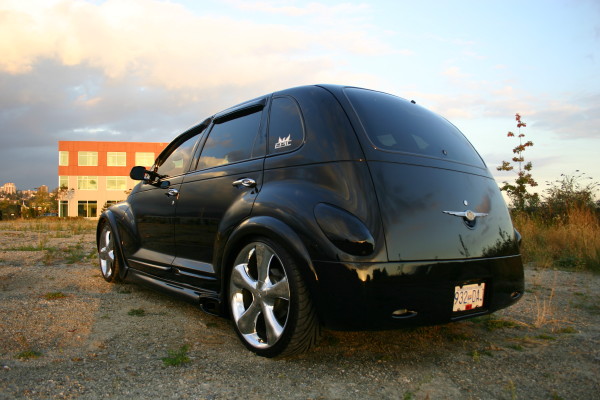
[59,151,69,166]
[78,151,98,166]
[78,200,97,218]
[107,152,127,167]
[135,152,155,168]
[106,176,127,190]
[77,176,98,190]
[58,176,68,189]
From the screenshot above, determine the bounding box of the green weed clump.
[513,207,600,272]
[128,308,146,316]
[44,291,67,300]
[15,350,43,360]
[161,345,191,367]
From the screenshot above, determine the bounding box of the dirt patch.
[0,221,599,399]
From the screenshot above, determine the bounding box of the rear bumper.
[312,255,524,330]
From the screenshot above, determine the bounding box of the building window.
[59,201,68,217]
[106,176,127,190]
[78,201,97,217]
[135,152,155,168]
[59,151,69,166]
[107,152,126,166]
[58,176,68,189]
[78,151,98,166]
[77,176,98,190]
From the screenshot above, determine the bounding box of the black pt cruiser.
[97,84,524,358]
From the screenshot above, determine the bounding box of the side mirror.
[130,166,148,181]
[130,166,167,186]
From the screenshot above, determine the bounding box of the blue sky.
[0,0,598,202]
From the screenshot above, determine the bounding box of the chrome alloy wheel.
[229,242,290,349]
[98,224,115,280]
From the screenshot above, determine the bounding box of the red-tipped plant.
[497,113,539,211]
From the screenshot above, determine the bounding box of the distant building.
[21,190,36,198]
[38,185,48,193]
[1,182,17,195]
[58,141,168,218]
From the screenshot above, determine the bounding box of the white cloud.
[223,0,371,19]
[531,93,600,140]
[0,0,394,90]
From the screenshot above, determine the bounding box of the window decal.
[274,135,292,149]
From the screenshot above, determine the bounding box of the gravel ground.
[0,223,599,399]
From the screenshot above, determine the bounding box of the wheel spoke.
[231,264,257,292]
[254,243,274,284]
[237,301,261,335]
[265,277,289,301]
[261,304,284,345]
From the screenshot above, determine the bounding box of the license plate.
[453,283,485,312]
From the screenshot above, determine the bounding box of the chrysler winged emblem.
[442,209,488,222]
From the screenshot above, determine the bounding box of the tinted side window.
[197,110,262,169]
[268,97,304,154]
[155,134,200,177]
[345,88,484,167]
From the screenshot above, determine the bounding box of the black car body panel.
[98,84,524,355]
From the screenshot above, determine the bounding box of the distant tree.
[544,171,598,216]
[28,188,57,216]
[497,113,539,211]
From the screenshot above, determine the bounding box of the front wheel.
[98,223,122,283]
[228,238,320,358]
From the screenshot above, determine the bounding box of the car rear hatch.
[343,87,519,262]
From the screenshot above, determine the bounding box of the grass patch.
[505,380,517,400]
[161,345,191,367]
[512,207,600,272]
[0,219,97,265]
[572,300,600,315]
[3,245,42,251]
[128,308,146,316]
[44,291,67,300]
[64,243,88,264]
[402,392,415,400]
[439,326,472,342]
[472,316,518,331]
[15,350,43,360]
[43,243,96,265]
[555,326,577,334]
[0,218,96,234]
[536,334,556,341]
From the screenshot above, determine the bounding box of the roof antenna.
[410,100,416,104]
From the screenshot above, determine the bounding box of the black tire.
[98,222,122,283]
[228,237,320,358]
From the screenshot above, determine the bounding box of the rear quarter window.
[345,88,484,167]
[267,96,304,155]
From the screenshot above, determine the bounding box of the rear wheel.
[98,223,122,283]
[228,238,320,358]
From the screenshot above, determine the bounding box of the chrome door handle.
[165,188,179,197]
[232,178,256,188]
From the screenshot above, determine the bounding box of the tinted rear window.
[345,88,484,167]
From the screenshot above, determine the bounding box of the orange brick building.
[58,141,168,218]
